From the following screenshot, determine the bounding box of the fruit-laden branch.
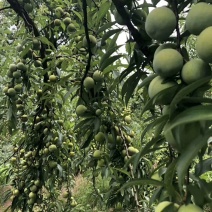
[111,0,152,60]
[81,0,93,98]
[6,0,48,82]
[0,6,11,11]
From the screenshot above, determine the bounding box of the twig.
[81,0,93,99]
[0,6,11,11]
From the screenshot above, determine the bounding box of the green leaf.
[177,129,212,191]
[101,29,122,46]
[96,1,111,24]
[113,168,131,177]
[99,45,122,69]
[97,21,116,34]
[164,160,182,201]
[137,74,156,90]
[119,179,163,192]
[169,76,212,113]
[100,55,123,71]
[121,71,142,105]
[195,158,212,177]
[165,105,212,132]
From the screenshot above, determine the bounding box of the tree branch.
[81,0,93,99]
[0,6,11,11]
[111,0,152,61]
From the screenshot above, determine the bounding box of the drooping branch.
[6,0,48,82]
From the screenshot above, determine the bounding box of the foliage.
[0,0,211,211]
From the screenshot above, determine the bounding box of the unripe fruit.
[145,7,176,41]
[29,192,36,199]
[196,26,212,63]
[83,77,95,89]
[13,71,21,78]
[49,74,58,82]
[153,49,183,78]
[30,185,38,192]
[14,84,22,92]
[13,189,20,196]
[155,201,179,212]
[48,144,57,152]
[97,159,105,167]
[54,19,62,26]
[93,150,102,159]
[32,39,41,50]
[7,88,16,97]
[3,87,8,94]
[67,23,75,32]
[186,3,212,35]
[94,132,105,143]
[181,58,211,84]
[17,62,27,71]
[63,17,72,25]
[9,64,17,72]
[154,43,176,57]
[93,70,104,81]
[21,115,28,122]
[128,146,139,156]
[55,7,64,18]
[34,180,41,187]
[148,76,177,105]
[48,161,57,168]
[95,109,102,116]
[83,35,97,48]
[124,115,131,124]
[178,204,203,212]
[76,105,87,116]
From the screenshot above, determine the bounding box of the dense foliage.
[0,0,212,211]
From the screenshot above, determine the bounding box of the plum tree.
[0,1,212,212]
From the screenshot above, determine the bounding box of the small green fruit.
[63,17,72,25]
[17,62,27,71]
[55,7,64,18]
[54,19,62,26]
[93,150,102,159]
[9,64,17,72]
[95,132,105,143]
[76,105,87,116]
[124,115,131,124]
[83,77,95,89]
[32,39,41,50]
[128,146,139,155]
[93,70,104,81]
[29,192,36,199]
[30,185,38,192]
[13,71,22,78]
[14,84,22,92]
[7,88,16,97]
[49,74,58,82]
[48,144,57,152]
[83,35,97,48]
[67,23,75,32]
